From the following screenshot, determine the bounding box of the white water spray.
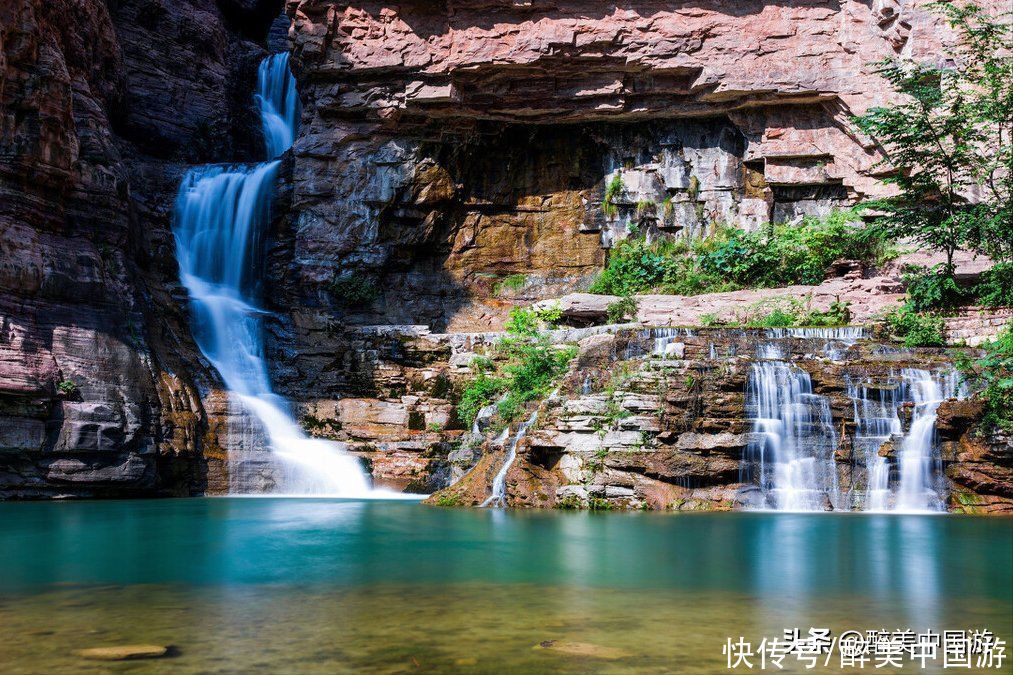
[744,361,840,511]
[895,369,964,512]
[481,411,538,508]
[173,53,369,495]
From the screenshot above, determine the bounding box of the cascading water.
[173,52,370,495]
[845,369,965,512]
[895,369,965,512]
[847,376,904,512]
[743,361,840,511]
[256,53,301,160]
[481,411,538,508]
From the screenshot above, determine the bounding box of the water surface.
[1,499,1009,672]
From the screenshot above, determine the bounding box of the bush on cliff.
[958,325,1013,431]
[884,306,946,347]
[976,263,1013,308]
[588,208,888,297]
[457,314,577,427]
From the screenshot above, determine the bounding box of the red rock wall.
[0,0,278,496]
[279,0,1000,334]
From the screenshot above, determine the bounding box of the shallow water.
[0,499,1009,673]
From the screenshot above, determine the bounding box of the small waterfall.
[173,53,369,495]
[756,342,785,360]
[481,411,538,508]
[847,377,903,512]
[895,369,964,512]
[764,326,869,341]
[744,361,840,511]
[256,53,301,160]
[471,402,499,435]
[846,369,966,512]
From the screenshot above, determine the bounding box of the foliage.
[603,173,624,218]
[884,306,946,347]
[56,380,78,396]
[456,314,578,426]
[853,1,1012,274]
[699,209,883,287]
[966,327,1013,430]
[331,273,379,307]
[606,296,638,323]
[534,303,564,327]
[975,263,1013,308]
[504,307,540,337]
[457,374,507,428]
[699,313,720,327]
[635,200,656,216]
[588,497,614,511]
[739,297,851,328]
[493,274,527,296]
[903,265,971,311]
[588,209,888,297]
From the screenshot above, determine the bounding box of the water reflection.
[0,501,1006,611]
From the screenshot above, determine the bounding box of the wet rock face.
[0,0,276,497]
[428,328,1007,512]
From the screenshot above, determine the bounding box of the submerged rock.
[535,640,633,660]
[77,645,170,661]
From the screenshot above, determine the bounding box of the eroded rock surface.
[0,0,281,496]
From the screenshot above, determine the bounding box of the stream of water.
[172,52,369,495]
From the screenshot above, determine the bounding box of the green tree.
[854,1,1012,275]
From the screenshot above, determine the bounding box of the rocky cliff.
[280,0,983,334]
[0,0,282,496]
[1,0,1009,502]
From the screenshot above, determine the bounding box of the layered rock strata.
[0,0,281,496]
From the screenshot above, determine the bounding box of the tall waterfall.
[173,53,370,495]
[846,369,965,512]
[744,361,840,511]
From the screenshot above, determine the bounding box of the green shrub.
[534,303,563,327]
[588,209,888,298]
[976,263,1013,308]
[884,307,946,347]
[331,273,379,307]
[972,327,1013,430]
[606,296,637,323]
[457,375,507,427]
[603,173,623,218]
[504,307,540,337]
[457,333,577,427]
[800,300,851,327]
[494,274,527,296]
[740,297,850,328]
[903,265,969,311]
[56,380,78,396]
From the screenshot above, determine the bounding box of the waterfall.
[744,361,840,511]
[173,53,370,495]
[256,53,301,160]
[846,369,966,512]
[847,377,903,512]
[481,411,538,508]
[895,369,964,512]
